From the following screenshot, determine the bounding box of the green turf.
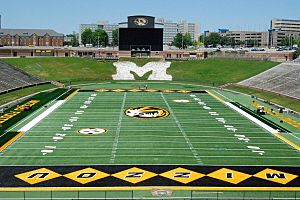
[0,57,115,82]
[1,58,278,86]
[226,85,300,113]
[168,59,279,86]
[0,88,68,139]
[0,90,299,166]
[0,84,55,106]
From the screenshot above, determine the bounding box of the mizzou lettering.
[112,61,172,80]
[174,172,191,178]
[77,172,97,179]
[266,173,286,179]
[27,172,49,179]
[126,172,144,178]
[0,100,40,124]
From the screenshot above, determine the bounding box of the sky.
[0,0,299,34]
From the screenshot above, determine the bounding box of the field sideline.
[0,88,299,166]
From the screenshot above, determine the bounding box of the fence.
[0,190,299,200]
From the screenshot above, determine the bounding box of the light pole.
[181,33,184,49]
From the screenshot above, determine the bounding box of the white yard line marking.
[160,92,203,165]
[18,100,65,132]
[16,141,285,144]
[0,155,299,159]
[9,147,297,152]
[110,92,127,163]
[21,135,274,139]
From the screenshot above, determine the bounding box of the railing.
[0,190,299,200]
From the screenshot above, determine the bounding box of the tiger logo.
[76,128,107,135]
[125,106,169,119]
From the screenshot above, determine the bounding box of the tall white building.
[79,17,200,46]
[161,19,200,45]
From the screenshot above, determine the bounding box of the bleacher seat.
[0,60,44,93]
[239,62,300,100]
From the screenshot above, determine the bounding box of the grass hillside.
[2,57,115,82]
[1,57,278,86]
[169,59,278,85]
[0,84,55,106]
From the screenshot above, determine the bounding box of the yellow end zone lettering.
[0,100,40,125]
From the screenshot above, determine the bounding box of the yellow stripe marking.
[274,132,300,151]
[64,89,79,100]
[206,90,225,103]
[0,187,299,192]
[0,132,25,152]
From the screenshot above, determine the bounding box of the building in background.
[269,29,300,47]
[160,19,200,45]
[0,29,64,46]
[78,21,118,45]
[269,19,300,47]
[220,30,269,46]
[271,18,300,32]
[205,30,269,47]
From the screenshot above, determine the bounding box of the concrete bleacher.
[239,62,300,100]
[0,60,45,93]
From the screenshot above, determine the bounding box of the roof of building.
[0,29,64,37]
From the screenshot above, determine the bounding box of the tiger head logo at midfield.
[125,106,169,119]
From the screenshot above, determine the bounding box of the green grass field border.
[226,85,300,113]
[231,102,292,133]
[0,88,68,148]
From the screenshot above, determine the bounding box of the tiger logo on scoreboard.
[125,106,169,119]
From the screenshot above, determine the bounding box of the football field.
[0,89,299,166]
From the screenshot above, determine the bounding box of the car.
[276,48,283,51]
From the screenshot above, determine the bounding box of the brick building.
[0,29,64,47]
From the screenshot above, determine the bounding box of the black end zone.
[1,165,299,189]
[79,89,208,93]
[0,132,20,150]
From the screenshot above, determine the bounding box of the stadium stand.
[0,60,48,93]
[238,62,300,100]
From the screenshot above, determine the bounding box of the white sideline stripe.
[18,100,65,132]
[224,102,278,134]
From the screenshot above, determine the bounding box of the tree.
[81,28,93,45]
[204,33,223,47]
[112,29,119,46]
[172,33,193,49]
[293,37,300,46]
[280,37,290,46]
[70,31,79,47]
[183,33,193,47]
[93,29,108,47]
[172,33,184,49]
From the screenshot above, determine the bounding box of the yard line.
[17,141,285,144]
[21,135,273,139]
[160,92,203,165]
[27,130,267,134]
[9,147,297,152]
[0,155,299,159]
[110,92,127,163]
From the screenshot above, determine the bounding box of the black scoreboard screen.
[119,28,163,51]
